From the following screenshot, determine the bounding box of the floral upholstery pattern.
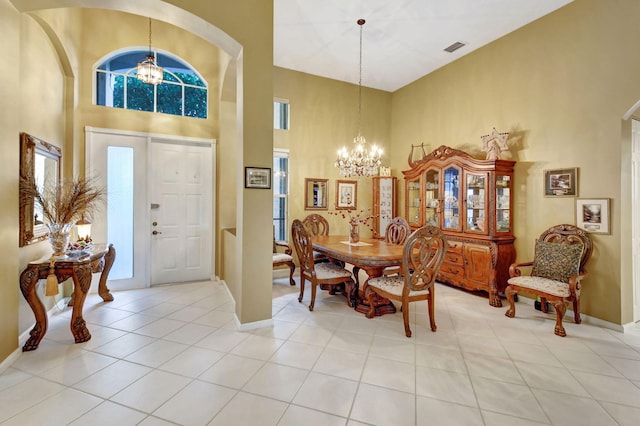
[531,240,583,284]
[507,275,570,297]
[367,275,429,297]
[273,253,294,264]
[314,262,352,280]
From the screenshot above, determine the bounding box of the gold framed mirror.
[19,132,62,247]
[304,178,328,210]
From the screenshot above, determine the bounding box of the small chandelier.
[335,18,383,178]
[137,18,163,85]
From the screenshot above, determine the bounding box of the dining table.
[311,235,404,316]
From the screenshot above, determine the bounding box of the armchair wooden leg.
[287,262,295,286]
[309,280,317,311]
[504,285,517,318]
[551,300,567,337]
[573,296,582,324]
[402,299,411,338]
[540,296,549,313]
[298,274,305,303]
[428,288,437,332]
[365,288,376,319]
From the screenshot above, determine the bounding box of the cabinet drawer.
[444,252,463,265]
[440,263,464,277]
[446,241,463,254]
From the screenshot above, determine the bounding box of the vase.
[47,222,72,256]
[349,221,360,244]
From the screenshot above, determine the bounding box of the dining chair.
[364,225,447,337]
[505,224,592,337]
[273,228,296,286]
[302,213,330,264]
[291,219,354,311]
[382,216,411,276]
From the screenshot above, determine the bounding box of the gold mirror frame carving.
[304,178,328,210]
[19,132,62,247]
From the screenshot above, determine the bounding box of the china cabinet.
[402,145,515,307]
[372,176,397,239]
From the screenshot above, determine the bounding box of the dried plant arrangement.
[20,176,106,225]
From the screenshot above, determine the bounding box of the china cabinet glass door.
[496,175,511,232]
[465,173,487,233]
[424,169,439,226]
[406,176,422,227]
[442,166,461,231]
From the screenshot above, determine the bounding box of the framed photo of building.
[244,167,271,189]
[576,198,610,234]
[544,167,578,197]
[336,180,357,210]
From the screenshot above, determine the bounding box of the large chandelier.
[137,18,163,85]
[335,19,383,178]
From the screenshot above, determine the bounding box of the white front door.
[632,119,640,322]
[149,140,213,285]
[86,128,215,290]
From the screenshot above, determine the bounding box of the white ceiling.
[274,0,573,92]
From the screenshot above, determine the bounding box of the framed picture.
[544,167,578,197]
[336,180,357,210]
[244,167,271,189]
[576,198,610,234]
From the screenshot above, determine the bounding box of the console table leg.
[20,267,47,351]
[98,244,115,302]
[70,265,92,343]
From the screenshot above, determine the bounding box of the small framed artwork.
[576,198,610,234]
[244,167,271,189]
[544,167,578,197]
[336,180,357,210]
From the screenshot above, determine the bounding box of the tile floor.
[1,276,640,425]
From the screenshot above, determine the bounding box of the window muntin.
[273,151,289,241]
[274,99,289,130]
[96,50,207,118]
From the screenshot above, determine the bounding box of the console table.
[20,244,115,351]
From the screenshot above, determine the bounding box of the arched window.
[95,50,208,118]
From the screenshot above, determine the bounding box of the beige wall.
[3,0,639,365]
[273,67,392,238]
[0,0,22,362]
[2,0,275,362]
[390,0,640,324]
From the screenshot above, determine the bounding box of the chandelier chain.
[334,18,384,178]
[148,17,153,56]
[358,19,363,137]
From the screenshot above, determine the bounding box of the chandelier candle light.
[335,19,384,178]
[137,17,163,85]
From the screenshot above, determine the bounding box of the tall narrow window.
[107,146,134,279]
[273,150,289,240]
[274,98,290,130]
[96,50,208,118]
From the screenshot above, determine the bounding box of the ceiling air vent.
[444,41,466,53]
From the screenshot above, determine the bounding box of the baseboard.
[0,347,22,375]
[516,295,625,333]
[234,316,274,332]
[622,321,640,333]
[220,278,274,332]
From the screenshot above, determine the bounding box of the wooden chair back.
[385,217,411,245]
[291,219,315,273]
[403,226,447,292]
[302,214,329,237]
[538,224,592,273]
